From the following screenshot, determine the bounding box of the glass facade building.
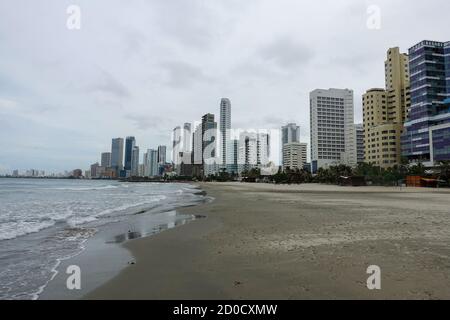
[124,136,136,171]
[446,42,450,97]
[401,40,450,164]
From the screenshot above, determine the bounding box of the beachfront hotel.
[310,88,357,172]
[401,40,450,166]
[363,47,410,168]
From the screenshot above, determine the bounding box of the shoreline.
[85,182,450,300]
[38,184,208,300]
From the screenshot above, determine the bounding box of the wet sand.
[85,183,450,300]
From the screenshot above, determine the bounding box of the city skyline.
[1,1,449,173]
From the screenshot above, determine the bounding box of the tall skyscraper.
[157,145,167,165]
[143,152,149,176]
[192,123,203,165]
[201,114,217,163]
[282,123,300,145]
[201,114,218,175]
[111,138,124,174]
[131,146,139,177]
[101,152,111,168]
[172,126,182,166]
[363,47,410,168]
[282,142,307,171]
[281,123,300,167]
[402,40,450,165]
[147,149,159,176]
[310,88,357,172]
[183,123,192,152]
[220,98,231,169]
[124,136,136,172]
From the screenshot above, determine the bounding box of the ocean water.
[0,178,207,300]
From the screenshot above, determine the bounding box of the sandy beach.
[85,182,450,300]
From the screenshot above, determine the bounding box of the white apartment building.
[282,142,307,170]
[238,131,270,173]
[310,88,357,172]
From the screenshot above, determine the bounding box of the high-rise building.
[282,123,300,145]
[355,123,365,164]
[238,131,270,173]
[111,138,124,174]
[131,146,139,177]
[220,98,231,169]
[183,123,192,152]
[101,152,111,168]
[143,152,149,176]
[446,41,450,95]
[281,123,300,167]
[310,88,357,172]
[138,164,145,177]
[172,126,182,166]
[202,113,217,163]
[177,152,193,176]
[201,114,218,176]
[90,162,100,178]
[147,149,159,176]
[257,133,270,166]
[192,123,203,165]
[401,40,450,165]
[157,145,167,165]
[124,136,136,172]
[229,139,239,175]
[363,47,410,168]
[238,131,258,173]
[282,142,307,171]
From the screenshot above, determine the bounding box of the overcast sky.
[0,0,449,173]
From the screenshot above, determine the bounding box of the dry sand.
[85,183,450,299]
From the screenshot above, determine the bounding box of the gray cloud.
[85,70,131,98]
[0,0,449,172]
[259,37,314,70]
[125,113,168,131]
[161,60,212,89]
